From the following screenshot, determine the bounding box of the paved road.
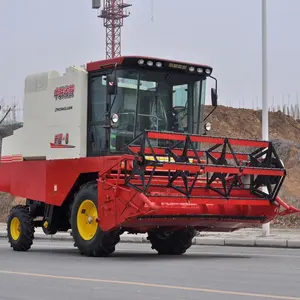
[0,239,300,300]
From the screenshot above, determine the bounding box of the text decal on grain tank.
[54,84,75,100]
[50,133,76,148]
[54,106,73,112]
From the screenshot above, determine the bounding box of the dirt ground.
[0,106,300,228]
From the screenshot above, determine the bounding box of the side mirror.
[107,73,118,95]
[211,88,218,107]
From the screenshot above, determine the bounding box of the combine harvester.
[0,56,299,256]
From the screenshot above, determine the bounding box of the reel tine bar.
[126,131,286,202]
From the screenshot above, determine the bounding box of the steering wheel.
[173,106,186,113]
[173,106,187,121]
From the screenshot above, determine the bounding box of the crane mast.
[92,0,131,59]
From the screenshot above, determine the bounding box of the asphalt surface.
[0,239,300,300]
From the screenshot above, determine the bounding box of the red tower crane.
[92,0,132,59]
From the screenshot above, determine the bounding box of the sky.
[0,0,299,117]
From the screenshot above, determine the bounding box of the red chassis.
[0,130,298,234]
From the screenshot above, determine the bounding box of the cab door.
[87,72,109,157]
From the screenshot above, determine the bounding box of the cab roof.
[86,55,213,75]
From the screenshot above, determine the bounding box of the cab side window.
[87,74,107,156]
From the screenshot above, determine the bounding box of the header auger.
[1,55,299,257]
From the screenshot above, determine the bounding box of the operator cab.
[86,56,218,156]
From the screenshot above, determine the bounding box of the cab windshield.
[109,68,206,152]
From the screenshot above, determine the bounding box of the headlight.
[204,122,212,131]
[147,60,154,66]
[138,59,144,65]
[111,113,119,124]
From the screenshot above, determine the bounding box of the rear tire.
[70,181,120,257]
[147,226,196,255]
[7,205,35,251]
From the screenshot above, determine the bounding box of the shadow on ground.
[0,246,252,261]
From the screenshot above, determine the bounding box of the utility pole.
[261,0,270,237]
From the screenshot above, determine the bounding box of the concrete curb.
[194,237,300,248]
[1,231,300,248]
[0,232,74,242]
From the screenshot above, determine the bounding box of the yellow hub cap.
[10,217,21,241]
[77,200,98,241]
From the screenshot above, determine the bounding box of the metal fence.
[269,103,300,120]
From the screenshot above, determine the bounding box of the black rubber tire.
[70,181,120,257]
[42,226,58,235]
[147,226,196,255]
[7,205,35,251]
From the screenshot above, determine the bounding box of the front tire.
[7,205,35,251]
[147,226,196,255]
[70,181,120,257]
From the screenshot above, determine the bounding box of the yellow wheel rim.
[77,200,98,241]
[10,217,21,241]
